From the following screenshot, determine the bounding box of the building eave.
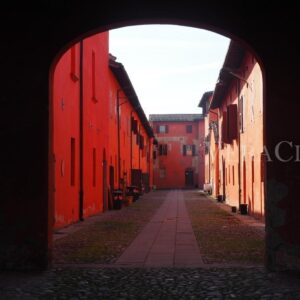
[210,41,246,109]
[109,56,154,138]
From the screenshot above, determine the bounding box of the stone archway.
[0,3,299,271]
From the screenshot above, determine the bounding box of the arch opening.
[50,23,266,269]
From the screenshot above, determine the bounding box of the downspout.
[79,40,84,221]
[209,110,219,194]
[237,79,242,206]
[138,125,141,170]
[117,89,121,189]
[130,111,133,184]
[208,138,211,183]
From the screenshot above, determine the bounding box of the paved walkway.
[116,190,203,267]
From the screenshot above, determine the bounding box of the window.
[139,135,144,149]
[228,104,238,140]
[159,168,166,178]
[70,46,79,82]
[222,105,238,144]
[70,138,75,186]
[157,124,168,133]
[91,51,98,102]
[222,111,229,144]
[159,144,168,156]
[153,150,157,160]
[186,125,192,133]
[260,152,265,182]
[183,145,196,156]
[131,117,138,134]
[239,96,244,133]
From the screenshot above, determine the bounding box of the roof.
[109,55,154,138]
[210,41,246,109]
[198,91,213,108]
[149,114,203,122]
[198,91,213,116]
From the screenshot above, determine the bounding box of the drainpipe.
[79,40,84,221]
[208,110,219,194]
[117,89,121,189]
[208,136,211,182]
[130,111,133,184]
[237,79,242,206]
[138,125,141,170]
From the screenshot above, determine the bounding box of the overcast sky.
[109,25,230,117]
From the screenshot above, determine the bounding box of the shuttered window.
[159,144,168,155]
[157,125,169,133]
[222,104,238,144]
[70,46,79,82]
[186,125,192,133]
[131,117,138,134]
[183,145,196,156]
[228,104,238,140]
[222,111,229,144]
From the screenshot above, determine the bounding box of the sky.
[109,25,230,117]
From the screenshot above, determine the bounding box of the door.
[131,169,142,190]
[102,158,108,211]
[185,169,194,187]
[108,166,114,210]
[222,158,226,201]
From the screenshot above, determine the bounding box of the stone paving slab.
[116,190,204,267]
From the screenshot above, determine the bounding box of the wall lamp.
[221,67,249,88]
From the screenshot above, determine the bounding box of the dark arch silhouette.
[0,2,299,271]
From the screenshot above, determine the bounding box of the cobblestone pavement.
[1,190,300,299]
[1,267,300,299]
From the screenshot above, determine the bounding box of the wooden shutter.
[260,152,265,182]
[139,135,144,149]
[134,120,138,134]
[153,151,157,160]
[159,144,162,155]
[222,111,229,144]
[165,125,169,133]
[192,145,196,156]
[228,104,238,140]
[163,144,168,155]
[239,96,244,133]
[183,145,187,156]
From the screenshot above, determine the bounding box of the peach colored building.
[198,91,219,196]
[201,41,264,220]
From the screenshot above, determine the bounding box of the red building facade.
[51,33,153,229]
[150,115,204,189]
[108,56,155,196]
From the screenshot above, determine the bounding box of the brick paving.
[116,190,203,267]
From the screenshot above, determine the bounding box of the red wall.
[152,120,204,189]
[53,32,153,229]
[53,33,109,229]
[82,33,109,218]
[53,44,81,228]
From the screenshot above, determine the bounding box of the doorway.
[185,169,194,187]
